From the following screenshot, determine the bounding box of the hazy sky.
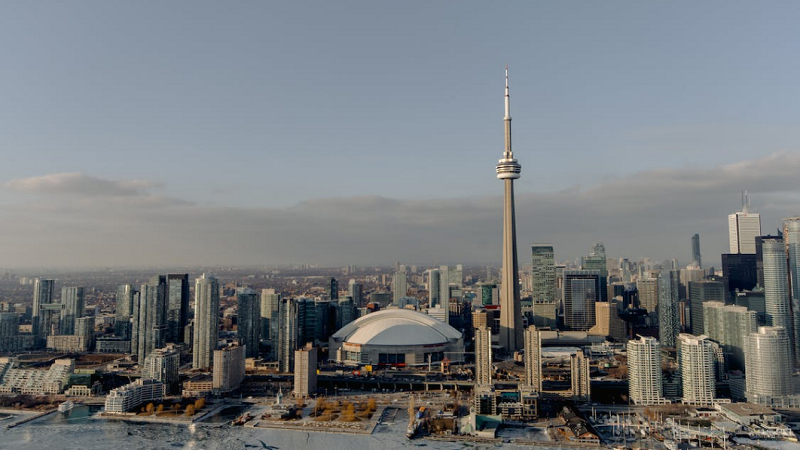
[2,1,800,268]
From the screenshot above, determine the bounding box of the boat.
[231,412,253,426]
[58,401,74,413]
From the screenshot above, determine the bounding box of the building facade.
[745,326,792,405]
[193,274,220,370]
[678,334,716,406]
[563,270,601,331]
[627,336,667,405]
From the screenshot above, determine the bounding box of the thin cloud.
[5,173,160,197]
[2,152,800,268]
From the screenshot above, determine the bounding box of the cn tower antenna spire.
[504,64,512,159]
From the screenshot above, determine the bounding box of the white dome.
[331,309,461,347]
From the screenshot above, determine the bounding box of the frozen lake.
[0,407,569,450]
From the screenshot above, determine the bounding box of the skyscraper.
[427,269,441,307]
[523,326,541,391]
[278,298,297,373]
[60,287,84,336]
[745,326,792,405]
[762,239,795,363]
[115,284,135,339]
[701,302,757,370]
[330,277,339,301]
[570,350,591,402]
[166,274,189,344]
[438,264,463,318]
[236,287,260,358]
[678,334,716,406]
[348,279,363,307]
[133,276,167,362]
[392,271,407,304]
[260,289,280,348]
[193,274,220,370]
[583,243,608,302]
[689,280,725,335]
[142,347,180,393]
[32,278,55,340]
[728,194,762,254]
[787,220,800,367]
[658,270,681,348]
[636,278,658,314]
[296,298,317,346]
[720,253,758,296]
[474,326,493,386]
[627,336,667,405]
[213,344,246,393]
[496,67,523,353]
[294,345,318,398]
[562,270,601,331]
[337,297,356,330]
[691,234,702,267]
[531,244,555,304]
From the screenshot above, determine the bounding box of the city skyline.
[2,2,800,268]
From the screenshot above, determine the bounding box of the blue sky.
[2,1,800,267]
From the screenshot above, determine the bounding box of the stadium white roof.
[331,308,462,346]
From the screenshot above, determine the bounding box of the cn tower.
[496,66,523,353]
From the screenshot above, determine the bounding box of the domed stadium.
[329,309,464,366]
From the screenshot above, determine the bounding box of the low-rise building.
[182,374,213,398]
[718,403,782,425]
[0,358,74,394]
[104,378,164,413]
[46,335,89,353]
[95,336,131,353]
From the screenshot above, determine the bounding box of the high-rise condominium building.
[689,280,725,336]
[563,270,601,331]
[523,326,541,391]
[192,274,220,370]
[588,299,626,342]
[636,278,658,314]
[166,274,189,344]
[348,279,363,307]
[392,271,407,304]
[570,350,591,402]
[702,301,757,371]
[438,265,463,325]
[330,277,339,301]
[745,326,792,405]
[531,244,555,303]
[213,344,245,393]
[762,240,795,364]
[583,243,608,302]
[32,278,55,339]
[658,270,681,348]
[236,288,260,358]
[115,284,135,339]
[427,269,440,307]
[678,334,716,406]
[729,198,761,254]
[474,326,493,387]
[691,234,702,267]
[143,347,180,393]
[278,298,297,373]
[787,220,800,367]
[627,336,667,405]
[260,289,280,348]
[294,345,318,398]
[132,276,167,362]
[60,287,84,336]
